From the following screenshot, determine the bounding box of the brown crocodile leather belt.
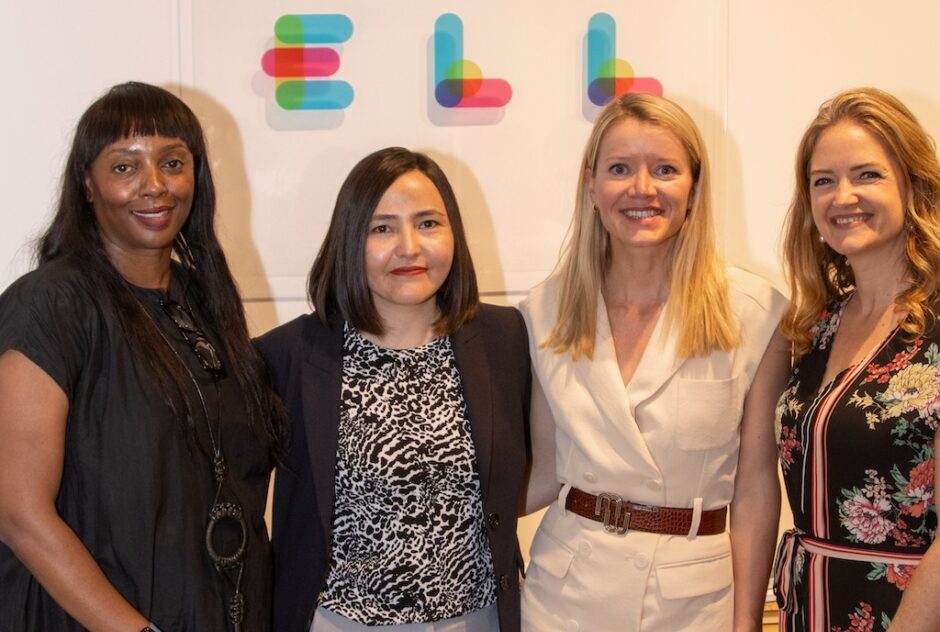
[565,487,727,536]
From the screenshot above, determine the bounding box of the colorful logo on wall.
[433,13,511,108]
[261,14,354,110]
[587,13,662,106]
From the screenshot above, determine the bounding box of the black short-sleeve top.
[0,259,273,632]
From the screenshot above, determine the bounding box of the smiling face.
[364,170,455,322]
[587,117,694,259]
[809,121,907,264]
[84,135,194,278]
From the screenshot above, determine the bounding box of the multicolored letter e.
[261,14,354,110]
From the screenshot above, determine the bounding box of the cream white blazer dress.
[519,268,785,632]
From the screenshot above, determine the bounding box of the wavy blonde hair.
[543,93,738,359]
[782,87,940,356]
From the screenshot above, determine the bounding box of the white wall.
[5,0,940,565]
[0,1,184,284]
[8,2,940,308]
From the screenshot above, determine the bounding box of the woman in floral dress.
[775,87,940,631]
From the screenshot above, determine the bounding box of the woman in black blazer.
[257,147,530,632]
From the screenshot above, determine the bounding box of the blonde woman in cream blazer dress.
[519,268,786,631]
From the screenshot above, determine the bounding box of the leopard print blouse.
[317,325,497,625]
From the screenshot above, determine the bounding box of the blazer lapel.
[625,298,684,412]
[581,297,635,423]
[574,293,681,474]
[301,318,344,540]
[451,317,494,494]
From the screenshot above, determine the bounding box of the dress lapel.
[578,293,682,471]
[451,316,494,495]
[301,317,343,540]
[577,298,635,429]
[624,297,684,413]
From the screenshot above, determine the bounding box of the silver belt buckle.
[594,492,630,535]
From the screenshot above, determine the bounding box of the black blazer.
[257,304,531,632]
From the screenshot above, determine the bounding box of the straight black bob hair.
[308,147,480,336]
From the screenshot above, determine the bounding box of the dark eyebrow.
[102,142,189,156]
[370,209,446,221]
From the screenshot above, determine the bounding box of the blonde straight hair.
[543,93,738,360]
[782,87,940,356]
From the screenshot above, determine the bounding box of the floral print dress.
[775,296,937,631]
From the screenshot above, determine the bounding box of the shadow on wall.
[177,85,279,334]
[670,92,785,288]
[421,148,509,300]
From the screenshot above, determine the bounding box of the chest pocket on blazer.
[674,376,742,450]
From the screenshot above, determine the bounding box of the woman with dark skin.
[0,82,287,631]
[258,147,530,632]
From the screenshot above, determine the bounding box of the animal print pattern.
[318,325,497,625]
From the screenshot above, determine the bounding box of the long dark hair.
[308,146,480,335]
[39,81,287,457]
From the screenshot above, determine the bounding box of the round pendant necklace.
[139,292,248,631]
